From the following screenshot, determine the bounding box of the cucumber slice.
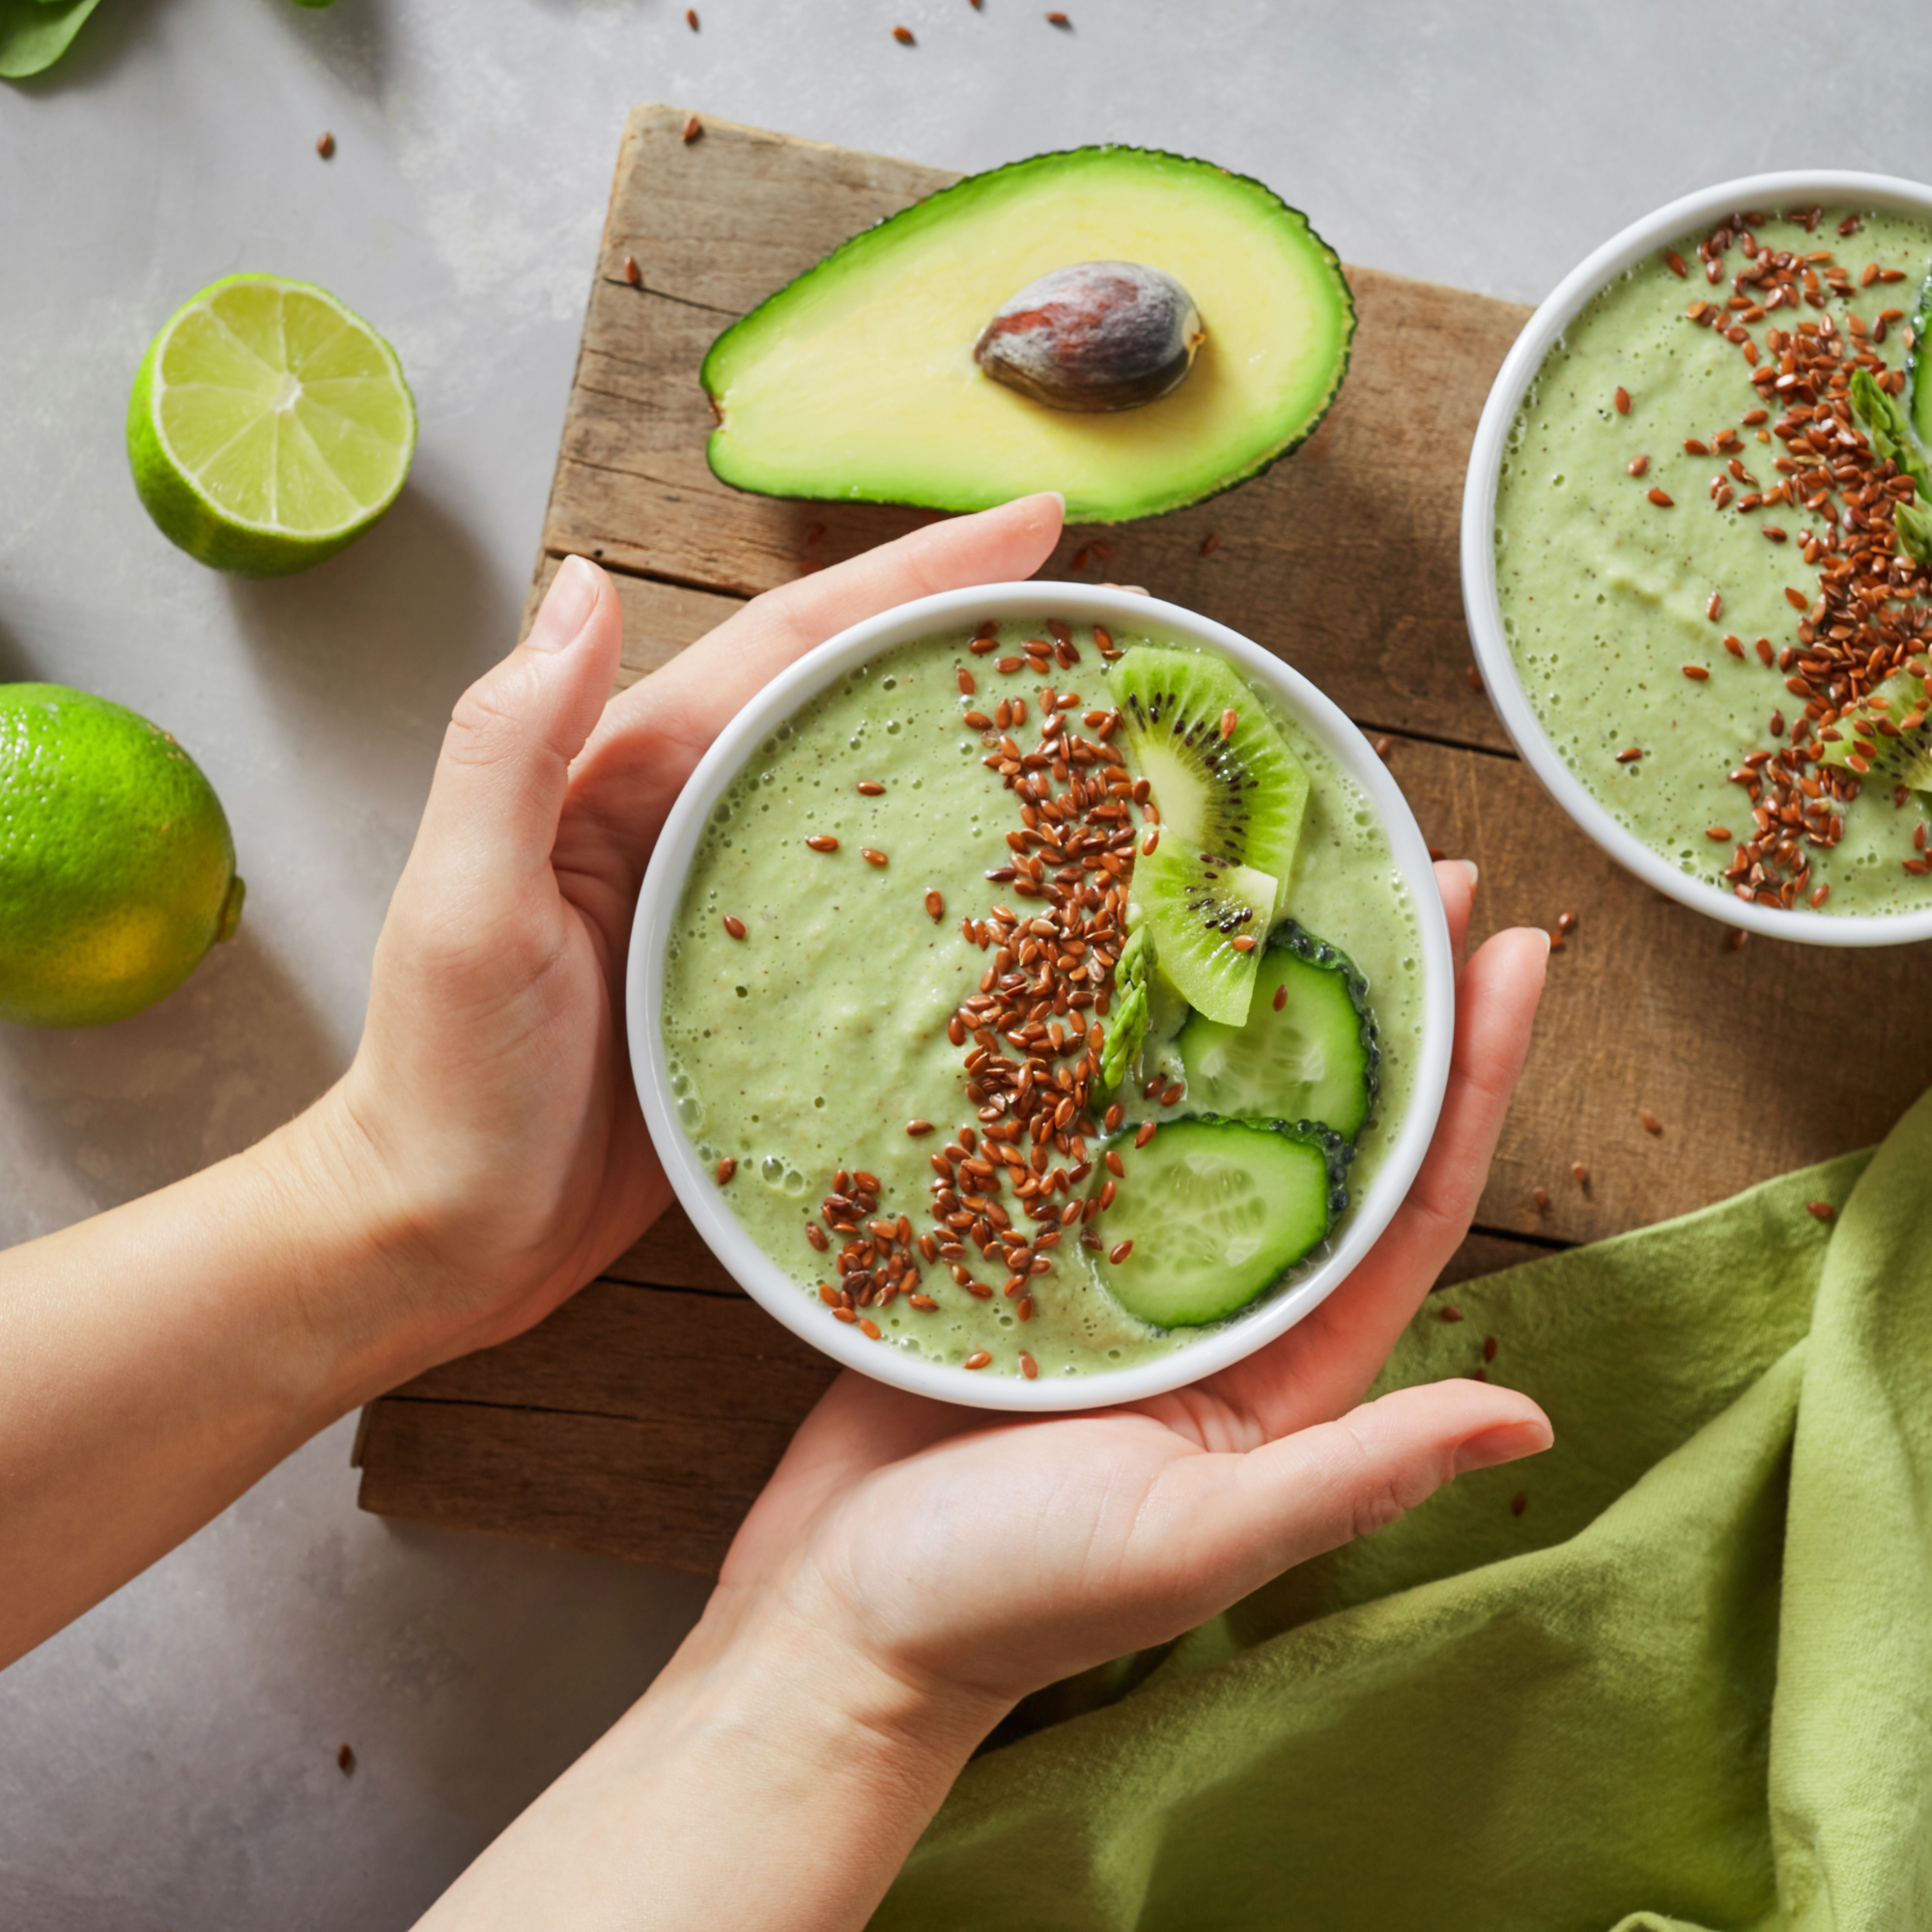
[1175,922,1379,1139]
[1098,1117,1348,1328]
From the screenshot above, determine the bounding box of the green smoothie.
[662,621,1423,1380]
[1496,207,1932,916]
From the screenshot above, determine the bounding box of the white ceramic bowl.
[1462,169,1932,948]
[627,582,1455,1411]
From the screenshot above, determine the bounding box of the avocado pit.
[974,261,1205,412]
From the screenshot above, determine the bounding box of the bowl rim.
[1461,168,1932,949]
[625,580,1456,1412]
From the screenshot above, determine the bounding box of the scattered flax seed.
[906,1121,934,1138]
[1684,665,1710,681]
[621,254,642,287]
[806,1224,829,1252]
[1230,934,1257,952]
[1532,1186,1550,1210]
[717,1156,737,1185]
[1439,1304,1464,1322]
[1707,825,1734,840]
[316,131,336,160]
[1046,8,1071,20]
[859,1318,882,1340]
[924,889,945,922]
[1628,454,1650,477]
[723,914,747,940]
[1614,386,1632,414]
[682,113,703,143]
[1272,982,1288,1011]
[861,847,889,867]
[1706,591,1723,622]
[1219,707,1238,739]
[1466,665,1484,692]
[1133,1122,1157,1149]
[1142,828,1160,856]
[1557,911,1578,933]
[1571,1161,1589,1185]
[1483,1335,1497,1362]
[956,668,977,696]
[1160,1082,1185,1107]
[963,1350,992,1370]
[687,5,698,23]
[1372,734,1393,758]
[806,835,839,853]
[1019,1350,1039,1378]
[1615,747,1645,763]
[1200,532,1222,556]
[1108,1240,1134,1264]
[857,780,886,795]
[1664,250,1689,279]
[1807,1201,1836,1222]
[1647,488,1674,507]
[338,1743,355,1776]
[1639,1108,1662,1136]
[892,23,915,42]
[1726,927,1750,952]
[1511,1492,1528,1518]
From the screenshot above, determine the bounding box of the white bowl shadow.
[627,582,1455,1411]
[1461,169,1932,950]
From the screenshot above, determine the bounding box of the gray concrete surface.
[2,0,1928,1922]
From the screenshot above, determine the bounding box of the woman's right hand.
[421,866,1550,1932]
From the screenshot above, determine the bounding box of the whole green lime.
[0,685,244,1028]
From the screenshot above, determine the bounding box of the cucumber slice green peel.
[1175,921,1380,1141]
[1096,1117,1351,1329]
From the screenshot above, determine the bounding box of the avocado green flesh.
[701,146,1355,524]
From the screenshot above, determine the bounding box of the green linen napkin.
[874,1087,1932,1932]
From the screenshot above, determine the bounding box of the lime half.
[128,273,415,578]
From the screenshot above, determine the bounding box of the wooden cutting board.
[354,106,1932,1575]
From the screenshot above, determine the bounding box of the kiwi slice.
[1129,844,1276,1025]
[1816,670,1932,792]
[1107,644,1310,917]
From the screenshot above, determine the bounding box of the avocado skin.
[699,144,1356,526]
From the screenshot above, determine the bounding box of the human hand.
[303,495,1065,1383]
[708,867,1549,1719]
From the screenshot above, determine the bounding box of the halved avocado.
[700,146,1355,524]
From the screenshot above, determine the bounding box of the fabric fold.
[873,1121,1932,1932]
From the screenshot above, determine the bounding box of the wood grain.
[360,103,1932,1576]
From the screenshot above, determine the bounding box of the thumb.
[1148,1380,1553,1609]
[412,554,623,905]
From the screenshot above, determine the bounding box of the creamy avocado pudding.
[1496,206,1932,916]
[660,618,1423,1382]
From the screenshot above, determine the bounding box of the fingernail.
[1454,1418,1553,1475]
[526,554,600,652]
[1538,927,1553,954]
[1458,860,1480,889]
[1040,490,1065,513]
